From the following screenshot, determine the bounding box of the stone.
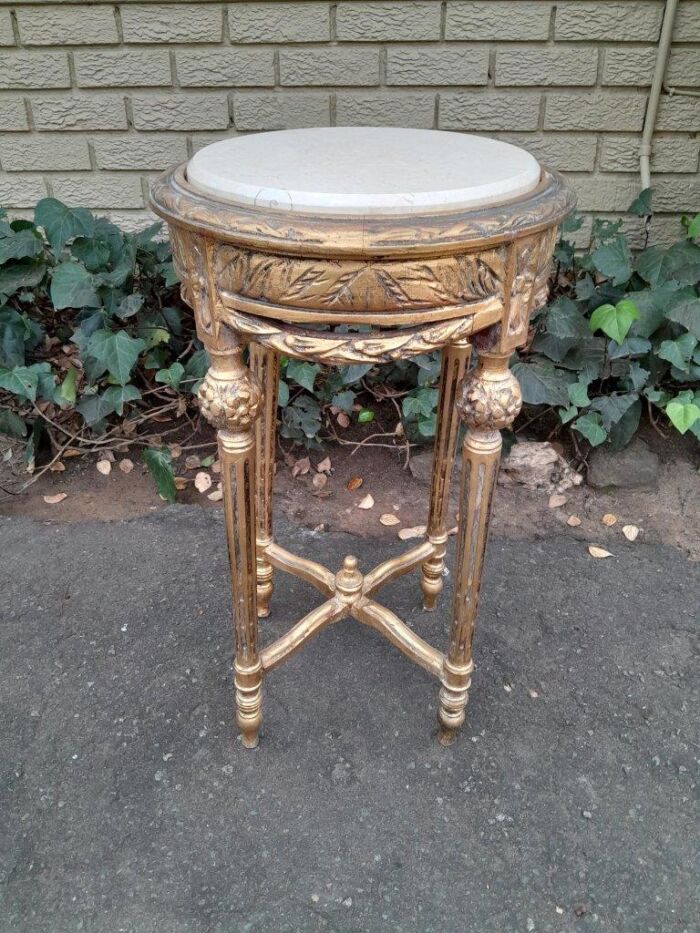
[587,438,660,490]
[408,449,435,485]
[499,441,583,492]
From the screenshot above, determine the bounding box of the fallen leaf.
[212,460,221,474]
[337,412,350,428]
[195,471,212,493]
[43,493,67,504]
[119,458,134,474]
[207,486,223,501]
[292,456,311,477]
[151,413,171,423]
[346,476,363,491]
[173,476,188,490]
[398,524,427,541]
[548,493,567,509]
[447,525,458,536]
[358,493,374,509]
[395,421,404,437]
[567,515,582,527]
[184,455,200,471]
[169,443,182,460]
[312,472,327,489]
[102,450,115,462]
[602,513,617,526]
[312,523,325,532]
[588,544,612,558]
[49,461,66,472]
[96,460,112,476]
[503,683,513,693]
[527,688,539,699]
[63,448,81,457]
[380,513,400,526]
[622,524,640,541]
[317,456,332,473]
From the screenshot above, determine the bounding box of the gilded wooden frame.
[150,161,575,748]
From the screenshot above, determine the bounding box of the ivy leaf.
[0,409,27,438]
[626,361,650,392]
[0,365,39,401]
[86,329,146,385]
[659,239,700,286]
[76,391,118,426]
[50,261,101,310]
[35,198,94,255]
[0,310,27,367]
[559,405,578,424]
[339,363,374,385]
[665,295,700,339]
[608,399,642,451]
[0,257,46,301]
[568,378,591,408]
[665,394,700,434]
[635,246,665,286]
[0,228,43,264]
[103,383,142,416]
[71,236,110,272]
[574,412,607,446]
[155,361,185,390]
[357,408,375,424]
[590,299,639,345]
[510,359,573,406]
[277,379,289,407]
[607,336,651,359]
[657,333,697,372]
[287,359,320,392]
[142,446,177,503]
[688,213,700,240]
[590,392,639,428]
[591,237,632,285]
[54,366,78,407]
[112,292,145,320]
[628,188,652,217]
[331,390,356,413]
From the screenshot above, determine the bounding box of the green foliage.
[517,196,700,448]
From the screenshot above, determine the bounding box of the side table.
[150,127,575,748]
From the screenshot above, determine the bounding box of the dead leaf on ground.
[337,412,350,428]
[312,472,327,490]
[207,486,223,501]
[380,513,400,526]
[173,476,188,490]
[602,513,617,526]
[622,524,640,541]
[49,461,65,472]
[398,525,427,541]
[43,493,67,504]
[527,688,539,699]
[102,450,115,462]
[548,493,567,509]
[195,471,212,493]
[96,460,112,476]
[448,525,458,536]
[185,455,200,470]
[358,493,374,509]
[567,515,582,527]
[317,456,332,473]
[169,443,182,460]
[292,456,311,477]
[119,458,134,474]
[346,476,363,491]
[63,448,81,458]
[588,544,613,559]
[212,459,221,474]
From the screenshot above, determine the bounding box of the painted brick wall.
[0,0,699,246]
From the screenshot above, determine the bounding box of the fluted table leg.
[198,338,264,748]
[249,344,279,619]
[438,348,522,744]
[421,339,471,611]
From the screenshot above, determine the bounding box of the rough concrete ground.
[0,507,698,933]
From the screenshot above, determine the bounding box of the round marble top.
[186,127,541,217]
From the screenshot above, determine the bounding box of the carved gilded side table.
[150,127,575,748]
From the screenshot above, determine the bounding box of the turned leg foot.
[198,336,264,748]
[439,347,521,743]
[421,340,470,611]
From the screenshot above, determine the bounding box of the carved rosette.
[457,359,522,432]
[198,366,262,433]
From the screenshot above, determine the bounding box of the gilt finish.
[151,161,574,748]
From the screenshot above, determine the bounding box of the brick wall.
[1,0,699,246]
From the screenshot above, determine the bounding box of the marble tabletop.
[187,127,542,217]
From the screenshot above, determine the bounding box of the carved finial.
[456,353,522,432]
[198,357,262,433]
[335,554,363,603]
